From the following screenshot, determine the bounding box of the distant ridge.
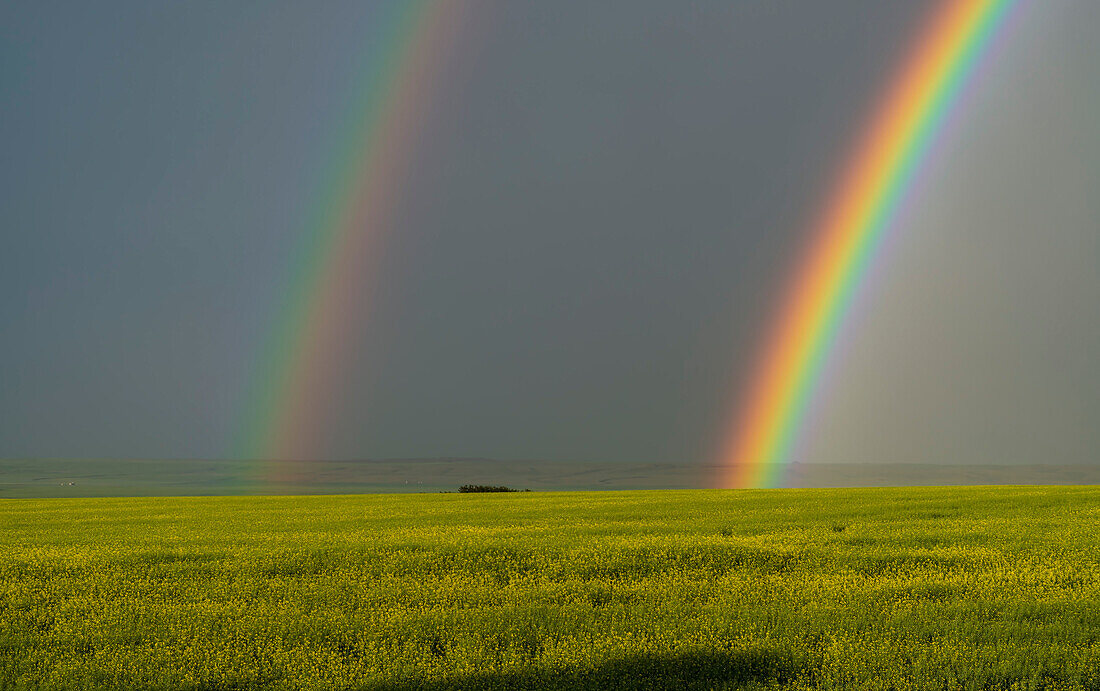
[1,457,1098,498]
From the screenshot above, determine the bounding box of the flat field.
[2,487,1099,689]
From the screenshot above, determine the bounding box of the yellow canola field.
[2,486,1099,689]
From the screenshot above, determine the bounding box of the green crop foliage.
[2,486,1099,689]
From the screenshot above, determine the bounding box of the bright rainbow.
[237,1,463,475]
[722,0,1019,488]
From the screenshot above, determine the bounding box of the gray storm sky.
[2,1,1097,465]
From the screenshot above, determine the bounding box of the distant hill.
[2,457,1098,498]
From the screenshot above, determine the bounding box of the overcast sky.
[2,1,1097,466]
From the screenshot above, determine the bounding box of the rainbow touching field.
[236,1,463,480]
[232,0,1021,491]
[721,0,1020,489]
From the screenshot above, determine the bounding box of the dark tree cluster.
[458,485,528,493]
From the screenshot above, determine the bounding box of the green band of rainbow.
[236,1,460,480]
[722,0,1019,488]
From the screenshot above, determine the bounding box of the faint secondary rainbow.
[722,0,1019,488]
[237,1,463,473]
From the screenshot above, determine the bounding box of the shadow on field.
[370,649,797,690]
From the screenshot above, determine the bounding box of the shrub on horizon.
[458,484,523,493]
